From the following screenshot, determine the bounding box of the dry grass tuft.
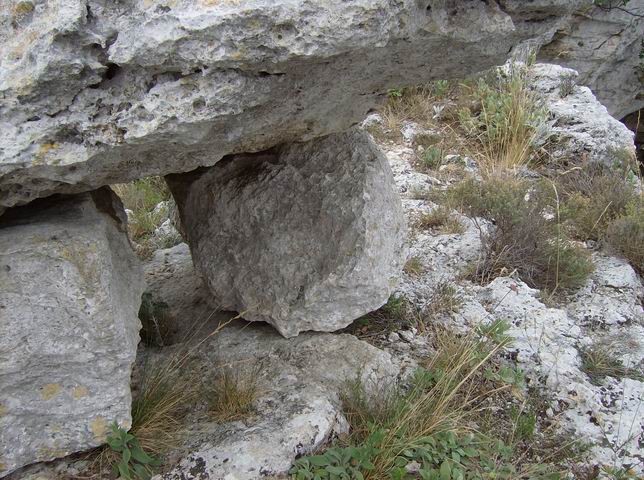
[580,342,643,386]
[209,366,261,422]
[403,256,424,277]
[415,206,465,235]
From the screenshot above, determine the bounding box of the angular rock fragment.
[529,64,636,166]
[0,188,143,476]
[168,130,406,337]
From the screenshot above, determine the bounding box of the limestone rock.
[0,0,587,212]
[168,130,406,338]
[537,0,644,119]
[142,242,220,345]
[155,322,401,479]
[529,64,636,165]
[0,188,143,476]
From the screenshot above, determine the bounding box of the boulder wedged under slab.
[168,130,407,338]
[0,188,143,476]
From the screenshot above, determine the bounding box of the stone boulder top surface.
[0,0,588,212]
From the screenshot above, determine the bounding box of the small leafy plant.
[289,430,382,479]
[106,423,161,480]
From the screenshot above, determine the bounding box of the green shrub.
[557,163,636,241]
[605,200,644,273]
[419,146,444,171]
[459,64,548,173]
[446,175,594,292]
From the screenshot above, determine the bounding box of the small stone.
[388,332,401,343]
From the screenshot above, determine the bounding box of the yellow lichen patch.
[13,1,34,15]
[0,460,5,474]
[38,446,67,459]
[90,416,108,441]
[37,143,58,156]
[31,142,60,167]
[72,385,89,399]
[0,404,7,417]
[41,383,62,400]
[60,244,100,287]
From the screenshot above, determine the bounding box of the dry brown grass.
[208,365,261,422]
[415,205,465,235]
[403,256,424,277]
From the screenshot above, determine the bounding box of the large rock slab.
[155,322,402,479]
[168,130,406,338]
[537,0,644,119]
[0,188,143,476]
[0,0,588,212]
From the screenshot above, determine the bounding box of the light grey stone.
[142,242,221,344]
[528,64,636,166]
[0,0,589,212]
[155,322,401,480]
[168,130,406,338]
[537,0,644,119]
[0,188,143,476]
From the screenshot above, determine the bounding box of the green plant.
[432,80,450,99]
[293,327,570,479]
[459,64,548,174]
[422,281,462,322]
[106,423,161,480]
[558,74,576,98]
[447,175,594,292]
[605,199,643,273]
[209,366,260,421]
[381,294,408,321]
[419,146,444,171]
[557,163,637,241]
[290,431,382,479]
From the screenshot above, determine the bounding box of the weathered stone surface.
[0,188,143,476]
[0,0,590,212]
[529,64,636,165]
[168,130,406,338]
[155,322,401,480]
[537,0,644,119]
[142,242,220,344]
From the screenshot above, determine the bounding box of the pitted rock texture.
[0,0,590,212]
[0,188,143,476]
[529,64,636,166]
[168,130,407,338]
[537,0,644,119]
[154,322,401,480]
